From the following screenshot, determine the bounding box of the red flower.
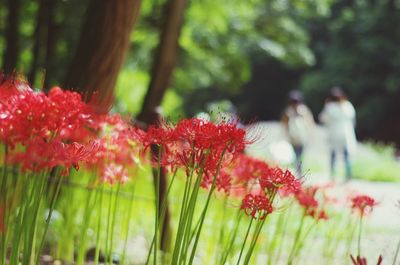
[241,194,273,220]
[9,139,99,175]
[350,255,383,265]
[231,154,270,184]
[306,208,329,221]
[0,82,97,146]
[101,164,129,184]
[351,195,377,216]
[259,167,301,194]
[86,115,145,183]
[294,186,329,221]
[144,118,247,190]
[295,186,319,209]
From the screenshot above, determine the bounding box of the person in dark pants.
[281,90,315,177]
[319,87,356,181]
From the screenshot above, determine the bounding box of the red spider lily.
[350,255,383,265]
[230,154,271,184]
[293,186,330,221]
[101,164,129,184]
[306,208,329,221]
[211,154,271,195]
[0,82,97,147]
[85,116,145,183]
[9,139,99,175]
[259,167,301,194]
[215,170,232,193]
[295,186,319,209]
[351,195,377,216]
[241,194,273,220]
[144,118,247,191]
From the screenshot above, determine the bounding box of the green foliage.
[353,141,400,182]
[300,0,400,139]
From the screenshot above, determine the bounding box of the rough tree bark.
[64,0,141,110]
[136,0,187,253]
[2,0,20,75]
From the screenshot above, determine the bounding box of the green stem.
[392,236,400,265]
[220,212,243,265]
[94,185,105,265]
[275,206,292,265]
[77,175,97,265]
[170,163,196,265]
[357,215,363,257]
[153,147,163,265]
[215,196,228,263]
[145,169,177,265]
[121,183,136,265]
[243,217,266,265]
[236,218,253,265]
[105,186,114,264]
[287,210,306,265]
[187,149,227,265]
[36,172,64,265]
[109,184,121,265]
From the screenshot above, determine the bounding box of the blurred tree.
[137,0,187,253]
[301,0,400,144]
[28,0,56,87]
[177,0,330,119]
[2,0,20,74]
[64,0,141,110]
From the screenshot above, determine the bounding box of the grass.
[353,141,400,182]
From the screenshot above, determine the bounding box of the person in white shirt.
[319,87,357,180]
[281,90,315,177]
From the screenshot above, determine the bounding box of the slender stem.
[236,218,253,265]
[94,185,105,265]
[36,172,63,265]
[109,183,121,265]
[121,183,136,265]
[392,236,400,265]
[243,217,267,265]
[153,147,163,265]
[77,175,97,265]
[105,186,114,264]
[188,149,227,265]
[220,212,243,265]
[357,215,363,257]
[287,210,306,265]
[170,162,196,265]
[215,196,228,263]
[0,145,8,265]
[145,169,177,265]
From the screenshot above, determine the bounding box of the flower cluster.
[87,114,145,184]
[351,195,377,216]
[0,76,102,175]
[294,186,329,221]
[241,194,273,220]
[144,118,247,191]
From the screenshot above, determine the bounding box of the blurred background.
[0,0,399,170]
[1,1,399,262]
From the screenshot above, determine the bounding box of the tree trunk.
[2,0,20,75]
[63,0,141,110]
[28,0,56,87]
[137,0,187,123]
[43,0,57,89]
[136,0,187,254]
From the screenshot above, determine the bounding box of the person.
[319,87,357,181]
[281,90,315,177]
